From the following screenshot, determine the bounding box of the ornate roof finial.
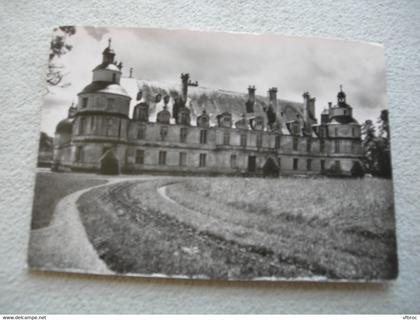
[108,37,112,48]
[340,84,343,92]
[129,68,133,78]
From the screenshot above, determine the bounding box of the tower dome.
[76,38,131,117]
[102,38,115,64]
[328,85,358,124]
[90,38,124,85]
[56,118,74,134]
[337,84,347,106]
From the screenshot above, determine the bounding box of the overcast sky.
[41,26,387,135]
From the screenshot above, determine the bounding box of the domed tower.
[324,85,363,175]
[329,85,354,124]
[52,103,77,170]
[72,39,131,173]
[328,85,360,139]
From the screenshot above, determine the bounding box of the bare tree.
[47,26,76,87]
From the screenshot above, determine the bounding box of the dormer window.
[293,124,299,135]
[107,98,115,109]
[112,73,116,83]
[81,97,88,109]
[223,130,230,145]
[180,127,188,143]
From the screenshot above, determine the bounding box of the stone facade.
[53,42,364,176]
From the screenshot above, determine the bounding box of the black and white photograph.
[28,26,397,281]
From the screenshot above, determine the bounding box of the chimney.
[302,91,310,128]
[302,91,317,135]
[248,85,256,103]
[328,102,332,111]
[268,87,278,109]
[181,73,189,102]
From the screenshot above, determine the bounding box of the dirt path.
[27,176,154,275]
[157,185,177,204]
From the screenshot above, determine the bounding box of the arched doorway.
[100,150,119,175]
[263,157,279,177]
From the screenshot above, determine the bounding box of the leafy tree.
[361,119,377,172]
[378,109,390,139]
[47,26,76,87]
[376,109,392,178]
[361,110,392,178]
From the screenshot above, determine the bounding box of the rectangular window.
[248,156,256,172]
[293,158,299,170]
[137,125,146,139]
[78,117,85,135]
[321,159,325,171]
[307,159,312,171]
[160,126,168,141]
[135,150,144,164]
[107,98,115,109]
[75,146,83,162]
[81,97,88,108]
[240,133,247,147]
[90,116,95,133]
[200,130,207,144]
[352,127,356,136]
[293,137,298,151]
[256,133,262,148]
[180,127,188,143]
[158,151,166,165]
[320,139,325,153]
[230,154,237,168]
[335,160,341,170]
[106,118,113,136]
[335,140,340,153]
[306,138,312,152]
[199,153,207,167]
[334,127,338,136]
[179,152,187,166]
[223,130,230,145]
[275,135,281,149]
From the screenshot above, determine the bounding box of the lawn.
[77,176,397,280]
[166,177,397,279]
[31,172,107,229]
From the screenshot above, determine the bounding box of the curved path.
[28,176,154,275]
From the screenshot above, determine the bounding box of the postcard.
[28,26,397,281]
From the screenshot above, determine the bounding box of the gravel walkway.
[28,184,112,274]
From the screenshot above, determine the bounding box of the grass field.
[31,172,107,229]
[76,176,398,280]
